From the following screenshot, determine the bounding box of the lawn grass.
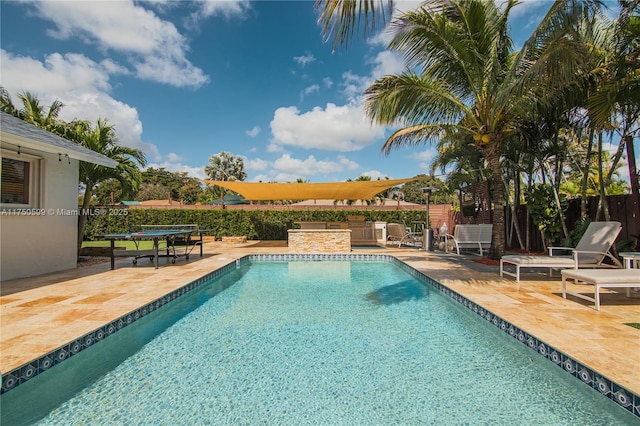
[82,240,155,250]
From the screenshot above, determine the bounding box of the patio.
[1,241,639,410]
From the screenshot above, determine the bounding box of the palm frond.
[364,71,470,127]
[315,0,393,50]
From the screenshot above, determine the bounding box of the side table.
[619,252,640,269]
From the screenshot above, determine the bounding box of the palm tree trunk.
[625,134,640,224]
[580,127,595,219]
[77,185,93,257]
[486,150,506,259]
[596,131,609,220]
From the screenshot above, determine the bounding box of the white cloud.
[1,49,160,161]
[508,0,551,19]
[1,50,111,94]
[273,154,345,175]
[167,153,183,162]
[341,71,370,102]
[245,126,261,137]
[359,170,389,180]
[337,155,360,171]
[145,161,207,180]
[242,153,362,182]
[293,53,316,67]
[410,148,439,173]
[30,1,209,88]
[244,158,269,171]
[413,149,438,162]
[194,0,251,19]
[323,77,334,88]
[340,51,404,102]
[270,104,385,152]
[304,84,320,95]
[369,50,405,78]
[299,84,320,102]
[393,1,427,15]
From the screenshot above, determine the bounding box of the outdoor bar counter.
[288,228,352,253]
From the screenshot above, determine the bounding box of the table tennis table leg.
[153,237,159,269]
[110,240,115,270]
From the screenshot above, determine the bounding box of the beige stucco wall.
[1,149,79,281]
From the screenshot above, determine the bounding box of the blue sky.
[1,0,631,183]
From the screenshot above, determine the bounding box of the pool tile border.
[0,259,239,395]
[1,253,638,419]
[392,256,640,418]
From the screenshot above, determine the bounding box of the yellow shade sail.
[204,178,416,201]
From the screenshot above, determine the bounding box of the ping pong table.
[99,226,207,270]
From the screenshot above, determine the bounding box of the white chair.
[500,221,622,287]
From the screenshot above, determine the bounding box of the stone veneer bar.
[287,229,351,253]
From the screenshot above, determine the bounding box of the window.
[1,151,41,208]
[2,157,30,204]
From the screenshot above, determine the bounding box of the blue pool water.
[2,260,638,425]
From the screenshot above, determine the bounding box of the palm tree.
[0,88,64,133]
[586,2,640,220]
[204,151,247,208]
[68,118,146,253]
[204,151,247,182]
[362,0,601,258]
[1,89,147,253]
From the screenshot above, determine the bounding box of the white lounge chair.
[500,221,622,287]
[561,269,640,310]
[386,223,421,247]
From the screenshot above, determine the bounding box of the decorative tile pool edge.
[1,253,638,420]
[391,256,640,419]
[0,258,241,396]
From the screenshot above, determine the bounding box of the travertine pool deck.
[1,240,639,401]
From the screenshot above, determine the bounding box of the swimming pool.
[1,256,638,424]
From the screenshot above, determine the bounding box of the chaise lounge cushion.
[500,255,574,266]
[561,269,640,284]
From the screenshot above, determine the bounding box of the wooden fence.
[459,194,639,252]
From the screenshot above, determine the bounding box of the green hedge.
[84,209,426,240]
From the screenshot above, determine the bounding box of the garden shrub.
[83,208,427,241]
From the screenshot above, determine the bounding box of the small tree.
[525,184,568,249]
[204,151,247,207]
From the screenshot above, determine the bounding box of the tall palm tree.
[204,151,247,208]
[363,0,600,258]
[204,151,247,182]
[67,118,146,253]
[586,1,640,220]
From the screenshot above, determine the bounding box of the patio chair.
[386,223,422,247]
[500,221,622,287]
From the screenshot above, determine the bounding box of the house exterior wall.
[1,148,79,281]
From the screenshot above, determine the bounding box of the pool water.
[2,261,638,425]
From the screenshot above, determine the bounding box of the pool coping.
[1,253,638,419]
